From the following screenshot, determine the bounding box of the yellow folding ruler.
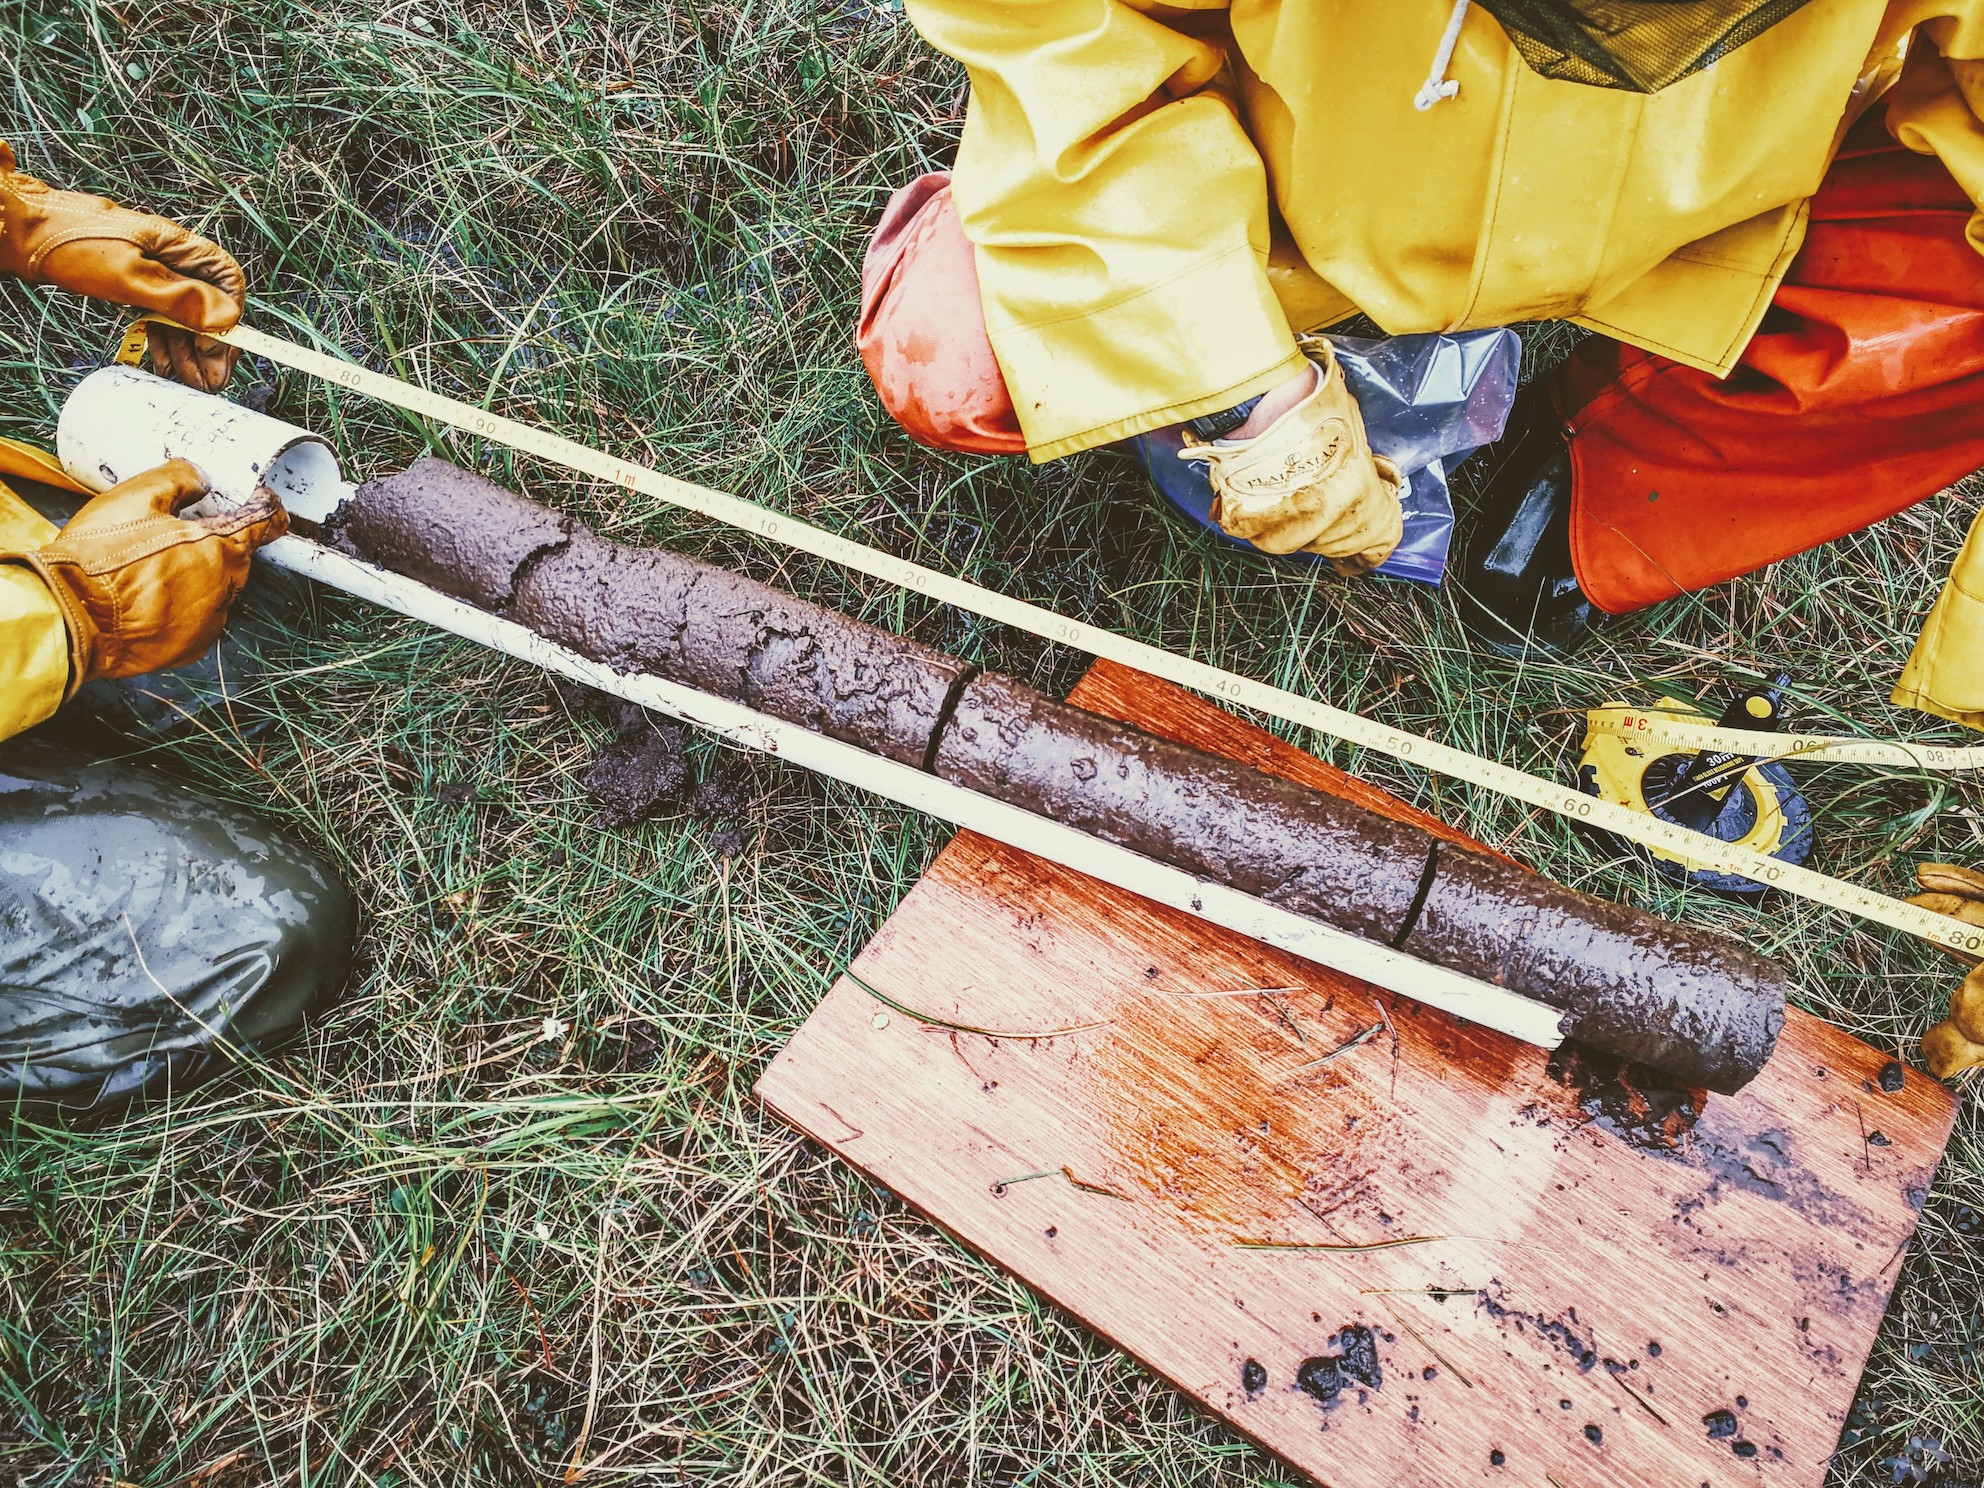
[115,318,1984,955]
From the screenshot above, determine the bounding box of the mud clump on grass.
[582,704,690,828]
[560,685,755,849]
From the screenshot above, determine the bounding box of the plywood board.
[755,660,1957,1486]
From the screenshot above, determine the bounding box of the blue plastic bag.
[1123,327,1521,586]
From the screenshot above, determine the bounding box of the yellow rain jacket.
[911,0,1984,462]
[909,0,1984,728]
[0,441,83,741]
[1895,509,1984,730]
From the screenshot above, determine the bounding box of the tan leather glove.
[0,141,245,391]
[1177,338,1405,575]
[1909,861,1984,960]
[1910,862,1984,1078]
[1921,968,1984,1079]
[0,460,286,699]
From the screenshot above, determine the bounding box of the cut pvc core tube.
[58,365,347,522]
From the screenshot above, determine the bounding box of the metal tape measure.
[1579,682,1816,896]
[112,318,1984,955]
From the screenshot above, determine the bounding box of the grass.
[0,0,1979,1482]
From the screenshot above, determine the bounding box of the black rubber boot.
[0,738,353,1117]
[1453,397,1599,660]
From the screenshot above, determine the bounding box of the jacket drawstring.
[1415,0,1470,110]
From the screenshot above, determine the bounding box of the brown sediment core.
[328,457,1790,1092]
[931,671,1433,945]
[330,458,972,766]
[932,673,1782,1093]
[509,527,972,765]
[329,456,572,611]
[1401,846,1785,1093]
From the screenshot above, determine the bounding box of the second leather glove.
[0,460,286,698]
[1177,339,1405,575]
[0,141,246,391]
[1909,862,1984,1078]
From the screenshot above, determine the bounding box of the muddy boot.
[1452,392,1600,659]
[0,738,353,1117]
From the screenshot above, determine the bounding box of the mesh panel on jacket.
[1473,0,1818,91]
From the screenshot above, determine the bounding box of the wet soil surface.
[937,669,1786,1092]
[332,458,972,766]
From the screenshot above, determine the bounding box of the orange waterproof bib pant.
[858,114,1984,613]
[1556,113,1984,612]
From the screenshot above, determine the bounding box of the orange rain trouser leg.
[856,173,1026,456]
[1557,114,1984,615]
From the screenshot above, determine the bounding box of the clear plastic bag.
[1124,327,1522,585]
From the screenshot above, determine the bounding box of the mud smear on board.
[1544,1046,1867,1231]
[1547,1046,1705,1151]
[1475,1284,1599,1371]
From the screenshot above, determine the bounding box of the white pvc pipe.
[58,365,346,522]
[273,534,1567,1049]
[54,372,1570,1052]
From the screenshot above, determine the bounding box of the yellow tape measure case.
[1579,687,1816,896]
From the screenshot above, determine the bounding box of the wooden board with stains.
[754,659,1958,1487]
